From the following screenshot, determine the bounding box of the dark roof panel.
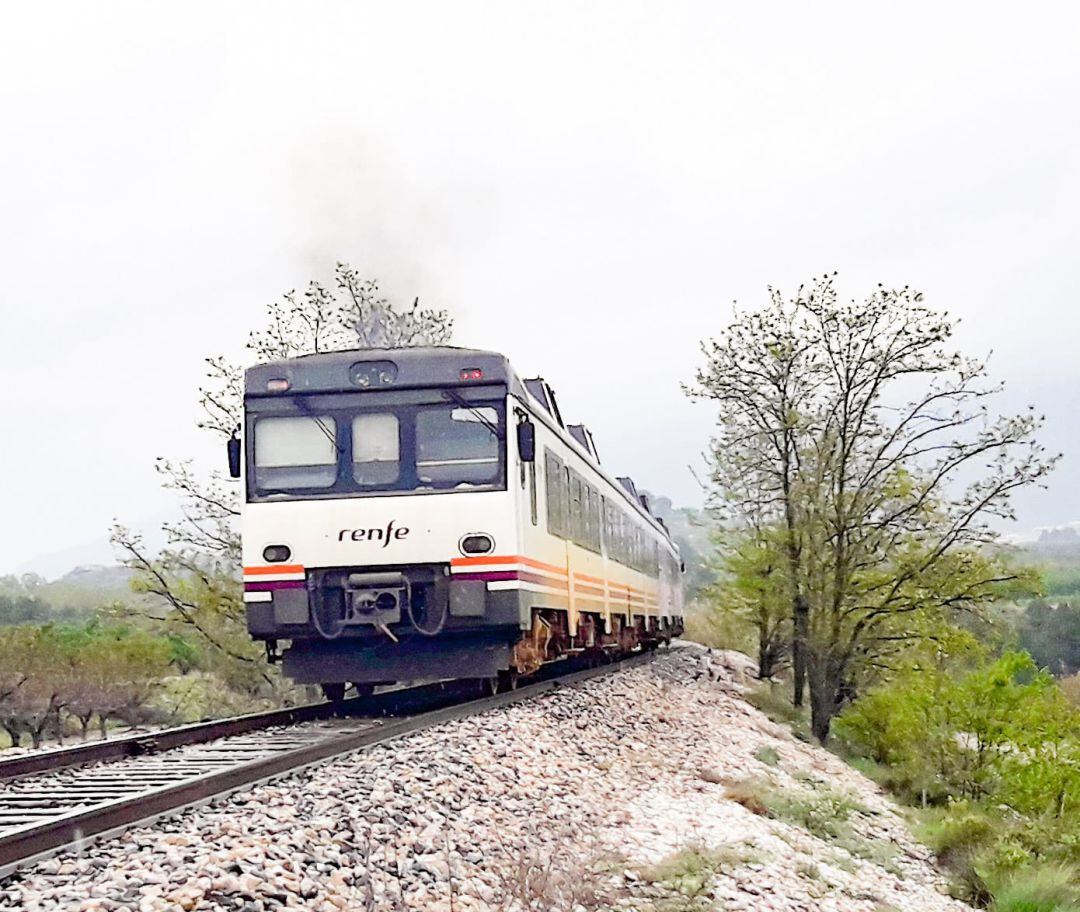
[245,346,519,396]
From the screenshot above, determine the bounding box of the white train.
[229,346,684,699]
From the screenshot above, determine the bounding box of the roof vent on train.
[617,477,638,499]
[567,424,596,458]
[524,377,565,428]
[638,493,651,512]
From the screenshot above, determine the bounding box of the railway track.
[0,675,465,783]
[0,649,661,880]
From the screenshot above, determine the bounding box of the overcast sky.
[2,2,1078,577]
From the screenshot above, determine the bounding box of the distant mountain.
[58,564,137,589]
[12,513,170,580]
[0,563,139,615]
[647,495,719,598]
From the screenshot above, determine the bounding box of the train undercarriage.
[267,606,683,704]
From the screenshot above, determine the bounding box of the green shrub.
[835,652,1080,814]
[918,805,998,865]
[988,864,1080,912]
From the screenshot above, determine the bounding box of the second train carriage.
[230,346,684,697]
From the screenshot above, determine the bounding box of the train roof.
[244,346,522,397]
[245,346,674,545]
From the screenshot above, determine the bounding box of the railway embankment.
[3,648,972,912]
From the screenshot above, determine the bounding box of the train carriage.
[232,346,684,698]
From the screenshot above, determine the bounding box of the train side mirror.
[227,435,242,479]
[516,421,536,463]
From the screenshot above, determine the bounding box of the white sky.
[1,2,1078,576]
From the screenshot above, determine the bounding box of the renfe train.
[229,346,684,700]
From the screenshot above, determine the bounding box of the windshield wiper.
[292,395,342,453]
[441,389,503,439]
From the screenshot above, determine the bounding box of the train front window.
[253,415,338,489]
[352,413,400,485]
[247,393,506,500]
[416,406,500,487]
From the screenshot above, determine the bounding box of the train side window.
[581,482,591,550]
[599,495,607,554]
[565,467,574,542]
[588,485,601,552]
[583,481,594,551]
[569,470,583,545]
[545,450,565,537]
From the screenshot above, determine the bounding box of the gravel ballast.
[2,647,973,911]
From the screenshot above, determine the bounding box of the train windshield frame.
[244,386,508,502]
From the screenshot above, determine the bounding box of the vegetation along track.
[0,649,665,879]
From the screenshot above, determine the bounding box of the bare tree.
[691,275,1055,740]
[688,290,823,704]
[111,263,453,694]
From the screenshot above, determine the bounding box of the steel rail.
[0,649,661,879]
[0,677,466,781]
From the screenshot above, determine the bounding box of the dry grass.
[487,826,620,911]
[724,777,771,816]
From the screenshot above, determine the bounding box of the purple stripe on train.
[450,570,519,583]
[244,579,307,592]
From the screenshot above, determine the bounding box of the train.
[229,346,684,700]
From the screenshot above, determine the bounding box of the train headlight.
[459,534,495,556]
[263,545,292,563]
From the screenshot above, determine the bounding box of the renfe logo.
[338,520,410,548]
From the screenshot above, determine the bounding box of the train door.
[568,477,606,644]
[540,447,571,628]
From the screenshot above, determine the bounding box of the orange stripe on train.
[451,554,568,576]
[243,565,305,576]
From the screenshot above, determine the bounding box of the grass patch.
[754,745,780,767]
[640,844,756,911]
[988,864,1080,912]
[723,776,899,870]
[745,681,812,741]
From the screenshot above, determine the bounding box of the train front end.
[235,347,528,692]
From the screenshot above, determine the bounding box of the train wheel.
[321,683,346,704]
[497,669,519,693]
[351,683,375,699]
[477,676,499,698]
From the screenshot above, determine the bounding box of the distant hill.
[0,564,139,622]
[647,495,718,598]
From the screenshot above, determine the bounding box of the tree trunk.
[758,629,774,679]
[810,688,834,743]
[807,653,844,743]
[792,595,809,707]
[98,715,108,740]
[53,710,65,746]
